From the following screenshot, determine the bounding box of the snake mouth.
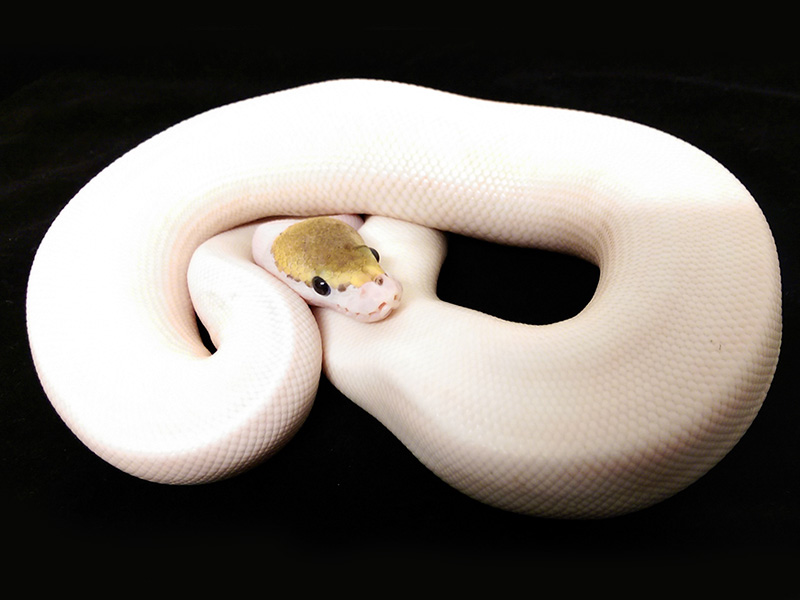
[329,276,402,323]
[335,291,401,323]
[369,300,392,321]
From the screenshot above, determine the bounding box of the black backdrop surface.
[2,32,797,581]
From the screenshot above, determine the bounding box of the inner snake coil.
[26,79,781,518]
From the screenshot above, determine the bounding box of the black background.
[2,29,797,584]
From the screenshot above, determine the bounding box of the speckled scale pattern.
[26,80,780,517]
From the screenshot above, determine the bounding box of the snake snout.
[355,275,402,322]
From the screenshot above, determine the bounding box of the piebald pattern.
[26,80,781,518]
[251,215,403,322]
[271,217,386,290]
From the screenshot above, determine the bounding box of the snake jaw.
[332,274,403,322]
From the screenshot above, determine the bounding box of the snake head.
[252,216,403,322]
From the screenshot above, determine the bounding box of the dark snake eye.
[369,247,380,262]
[312,276,331,296]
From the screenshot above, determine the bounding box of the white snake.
[26,79,782,518]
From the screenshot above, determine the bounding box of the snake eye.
[369,247,380,262]
[312,276,331,296]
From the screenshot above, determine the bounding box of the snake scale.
[26,79,781,518]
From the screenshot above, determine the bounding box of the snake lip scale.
[25,79,781,518]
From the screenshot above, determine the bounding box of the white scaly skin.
[26,79,781,517]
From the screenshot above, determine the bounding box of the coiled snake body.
[26,79,781,518]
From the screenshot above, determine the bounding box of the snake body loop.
[26,79,781,517]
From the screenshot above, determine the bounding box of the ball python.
[26,79,782,518]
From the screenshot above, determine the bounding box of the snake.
[25,79,782,518]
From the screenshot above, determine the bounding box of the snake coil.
[26,80,781,517]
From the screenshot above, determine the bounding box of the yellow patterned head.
[254,216,403,322]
